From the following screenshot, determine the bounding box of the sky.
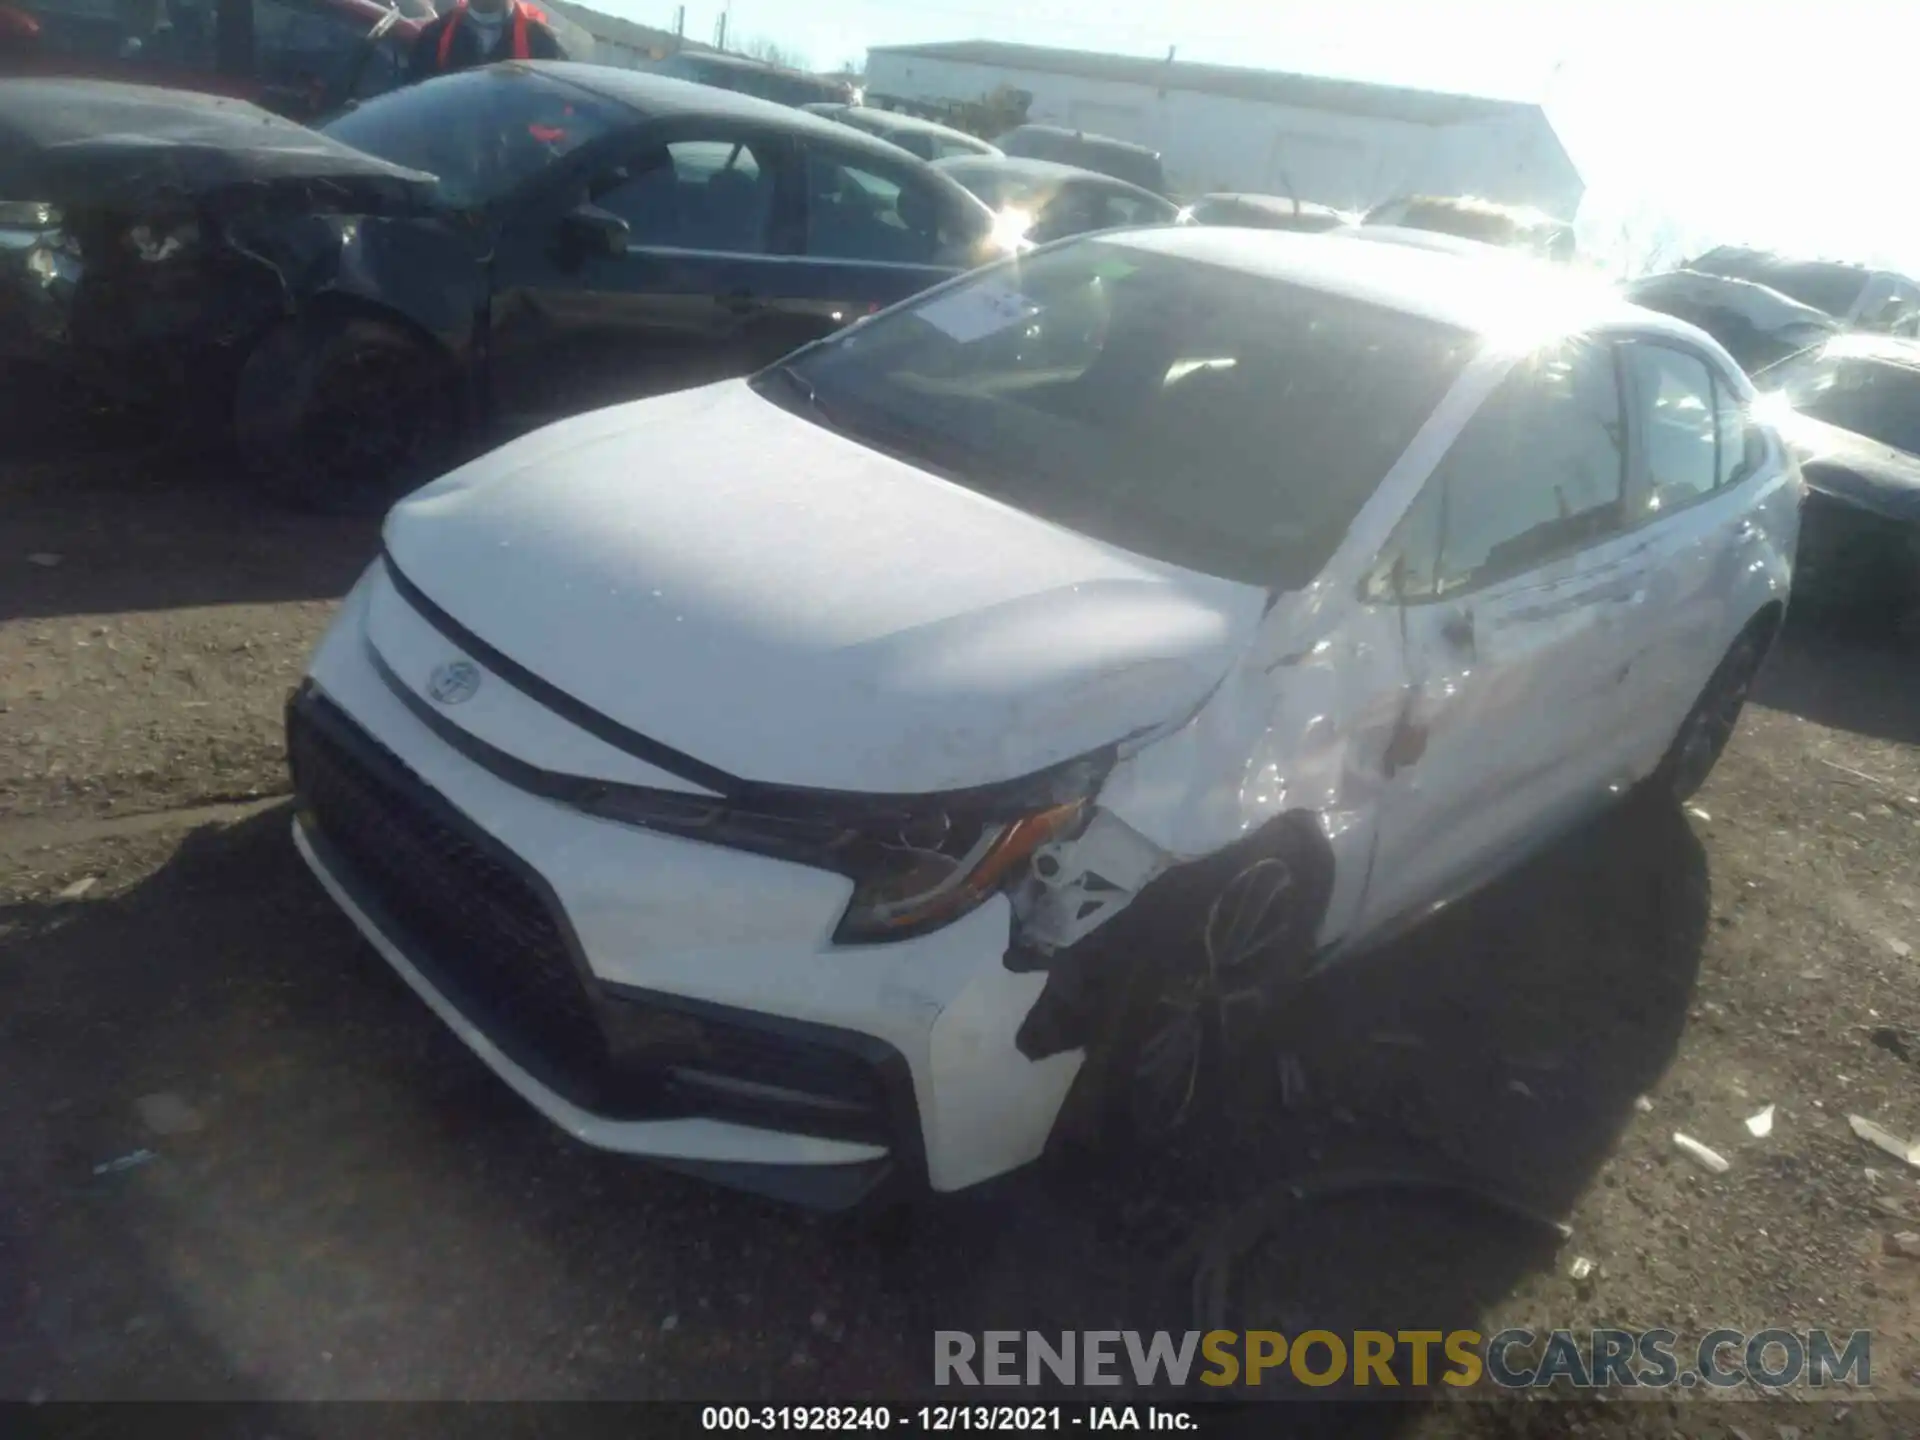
[595,0,1919,275]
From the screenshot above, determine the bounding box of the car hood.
[0,78,434,209]
[1772,409,1920,523]
[382,380,1271,795]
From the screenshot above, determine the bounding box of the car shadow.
[0,419,378,624]
[1753,611,1920,746]
[0,798,1707,1415]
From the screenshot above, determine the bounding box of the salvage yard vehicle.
[1183,192,1349,232]
[1686,247,1920,337]
[809,104,1001,164]
[1625,268,1839,378]
[0,64,1001,512]
[1364,194,1577,262]
[1757,334,1920,629]
[992,123,1169,198]
[934,155,1180,245]
[286,228,1800,1208]
[648,49,852,110]
[0,0,424,120]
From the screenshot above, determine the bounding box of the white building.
[864,40,1582,217]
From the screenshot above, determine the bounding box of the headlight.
[829,801,1087,942]
[0,201,59,231]
[580,757,1107,945]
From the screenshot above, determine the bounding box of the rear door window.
[12,0,214,68]
[253,0,377,109]
[592,138,777,254]
[801,150,976,266]
[1096,186,1172,230]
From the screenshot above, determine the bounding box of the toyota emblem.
[426,659,480,705]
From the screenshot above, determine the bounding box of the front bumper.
[286,570,1083,1205]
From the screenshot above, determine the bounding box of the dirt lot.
[4,431,1920,1431]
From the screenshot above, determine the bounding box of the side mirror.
[558,203,630,260]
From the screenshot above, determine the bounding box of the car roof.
[1103,226,1696,343]
[1199,192,1345,215]
[512,62,921,162]
[936,153,1162,197]
[839,106,993,145]
[1337,224,1515,259]
[999,122,1159,159]
[1627,269,1838,327]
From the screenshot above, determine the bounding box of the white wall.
[864,52,1581,214]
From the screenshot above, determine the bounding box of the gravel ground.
[3,436,1919,1430]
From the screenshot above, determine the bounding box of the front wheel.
[235,316,458,517]
[1649,619,1772,804]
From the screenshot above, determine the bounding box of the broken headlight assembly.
[580,755,1109,945]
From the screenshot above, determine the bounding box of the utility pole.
[673,3,683,48]
[714,1,728,50]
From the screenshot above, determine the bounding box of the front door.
[486,128,800,435]
[1360,338,1642,934]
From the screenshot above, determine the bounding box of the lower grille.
[288,690,617,1108]
[286,686,907,1150]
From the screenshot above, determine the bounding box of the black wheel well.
[283,293,458,372]
[1015,807,1335,1062]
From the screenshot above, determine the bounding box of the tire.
[1089,817,1333,1155]
[235,315,457,517]
[1648,616,1774,804]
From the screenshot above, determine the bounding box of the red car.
[0,0,425,120]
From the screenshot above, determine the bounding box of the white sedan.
[286,228,1801,1208]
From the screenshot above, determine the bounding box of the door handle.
[1605,588,1647,606]
[718,289,761,315]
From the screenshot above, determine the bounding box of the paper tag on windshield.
[915,280,1035,343]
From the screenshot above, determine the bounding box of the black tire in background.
[1648,612,1777,805]
[234,315,458,517]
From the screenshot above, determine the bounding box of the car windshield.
[322,66,625,208]
[1789,358,1920,452]
[763,240,1475,588]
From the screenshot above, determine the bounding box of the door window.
[253,0,374,102]
[1097,189,1172,230]
[1623,343,1718,516]
[13,0,213,67]
[1426,340,1627,594]
[351,26,408,100]
[591,139,774,254]
[802,152,967,265]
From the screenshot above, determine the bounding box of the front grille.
[286,687,909,1152]
[288,691,617,1108]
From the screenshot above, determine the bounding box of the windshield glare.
[769,241,1475,587]
[322,68,624,208]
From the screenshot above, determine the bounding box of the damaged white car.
[287,228,1801,1208]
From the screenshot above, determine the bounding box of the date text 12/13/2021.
[701,1406,1200,1431]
